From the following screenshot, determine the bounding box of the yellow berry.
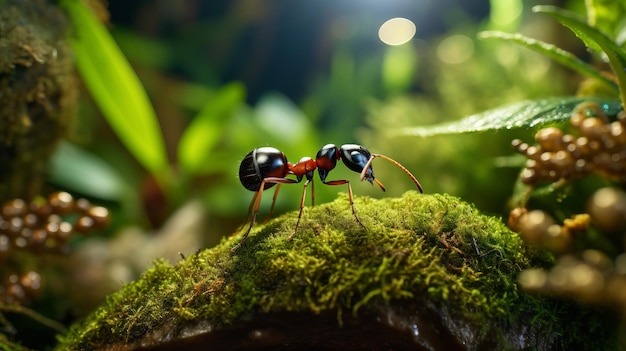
[587,187,626,233]
[48,191,75,215]
[535,127,563,151]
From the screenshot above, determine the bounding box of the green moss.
[56,191,613,350]
[0,0,76,201]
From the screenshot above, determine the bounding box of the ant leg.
[234,191,258,234]
[310,178,315,207]
[323,180,365,229]
[360,154,423,193]
[288,179,312,240]
[262,184,281,224]
[232,177,299,252]
[231,189,263,252]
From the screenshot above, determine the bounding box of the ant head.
[339,144,374,183]
[315,144,340,182]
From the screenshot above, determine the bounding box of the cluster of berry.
[508,207,590,253]
[0,271,42,305]
[0,191,110,305]
[512,102,626,185]
[511,186,626,308]
[508,101,626,312]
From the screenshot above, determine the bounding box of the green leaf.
[533,5,626,109]
[49,142,129,201]
[178,82,246,175]
[397,97,621,137]
[61,0,168,176]
[479,31,618,93]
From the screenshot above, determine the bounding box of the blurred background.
[1,0,603,348]
[50,0,587,315]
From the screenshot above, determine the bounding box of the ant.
[232,144,423,252]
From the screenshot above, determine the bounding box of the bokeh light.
[436,35,474,64]
[378,18,416,46]
[490,0,522,26]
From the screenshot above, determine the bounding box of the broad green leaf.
[479,31,618,93]
[398,97,621,137]
[178,82,245,175]
[534,6,626,109]
[61,0,168,176]
[49,142,128,201]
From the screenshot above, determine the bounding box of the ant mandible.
[231,144,423,252]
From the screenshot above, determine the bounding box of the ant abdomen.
[239,147,289,191]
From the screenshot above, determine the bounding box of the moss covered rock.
[0,0,76,201]
[56,192,615,350]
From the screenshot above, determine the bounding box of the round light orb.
[378,18,416,46]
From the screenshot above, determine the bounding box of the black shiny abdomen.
[239,147,289,191]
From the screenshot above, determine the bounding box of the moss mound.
[56,192,615,350]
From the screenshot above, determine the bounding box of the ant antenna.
[360,154,423,193]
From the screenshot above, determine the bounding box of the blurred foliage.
[177,82,245,176]
[382,3,626,215]
[54,0,583,232]
[586,0,626,47]
[479,30,617,92]
[58,0,626,236]
[538,5,626,105]
[5,0,626,349]
[360,36,571,213]
[61,0,169,179]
